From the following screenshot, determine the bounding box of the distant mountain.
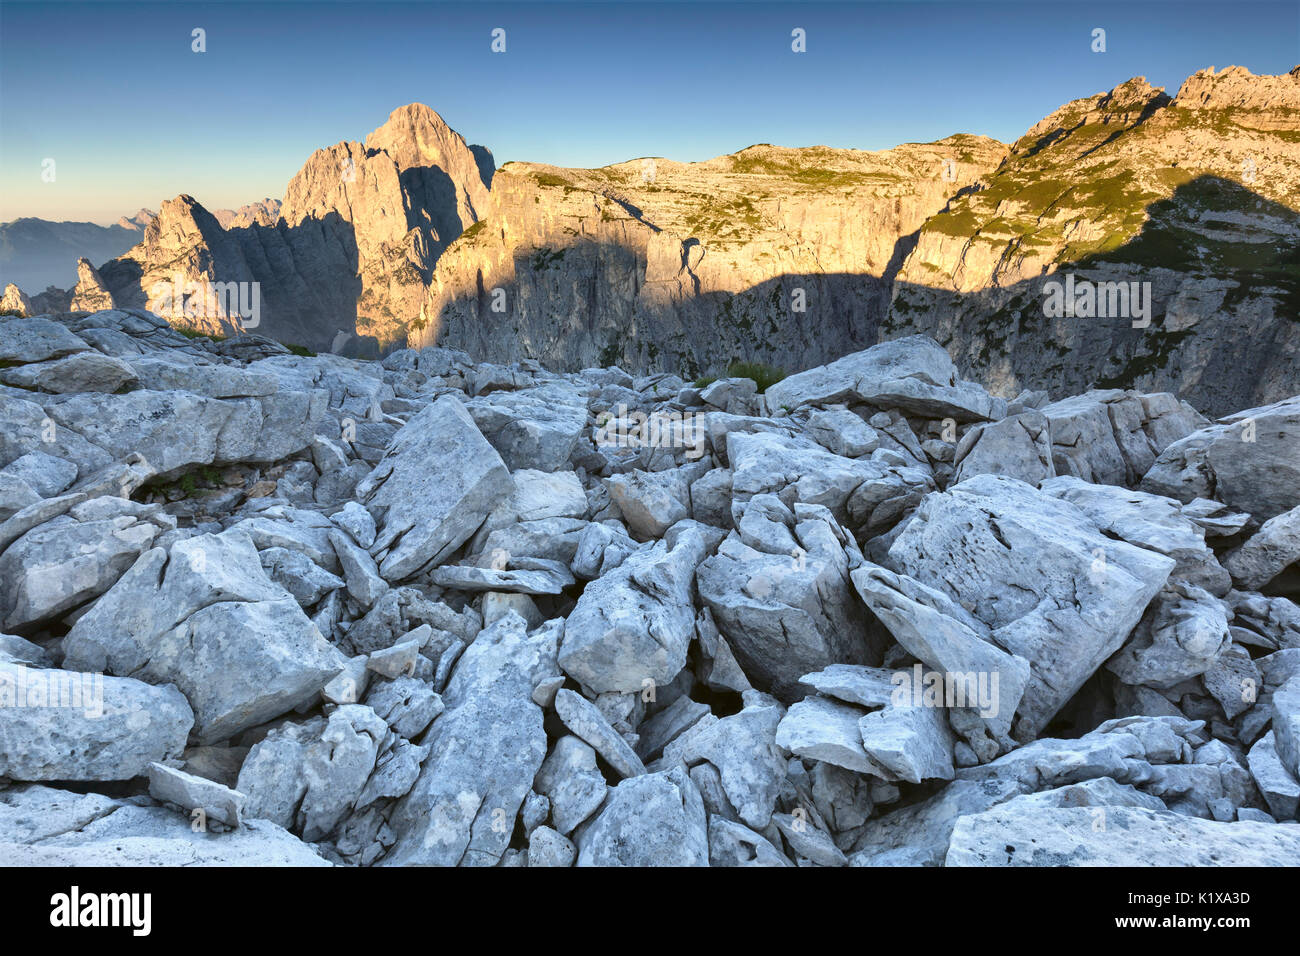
[211,199,281,229]
[0,213,153,291]
[87,104,493,352]
[413,136,1005,375]
[12,65,1299,413]
[884,65,1300,416]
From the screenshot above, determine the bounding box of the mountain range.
[4,64,1297,416]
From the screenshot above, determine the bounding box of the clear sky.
[2,0,1296,224]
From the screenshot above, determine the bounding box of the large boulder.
[575,766,709,867]
[465,383,588,472]
[1040,389,1206,488]
[765,335,1004,422]
[884,475,1175,740]
[0,316,89,363]
[698,503,873,702]
[0,497,171,629]
[1141,395,1300,521]
[1223,504,1300,591]
[952,411,1055,485]
[1039,476,1230,594]
[560,521,715,694]
[947,805,1300,866]
[62,529,346,744]
[357,394,513,581]
[385,615,561,866]
[0,663,192,780]
[0,785,330,866]
[726,430,933,533]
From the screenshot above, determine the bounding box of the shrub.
[727,360,786,393]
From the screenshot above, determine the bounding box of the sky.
[2,0,1297,224]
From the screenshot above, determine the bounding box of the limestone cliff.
[885,65,1300,416]
[412,138,1006,376]
[95,105,493,352]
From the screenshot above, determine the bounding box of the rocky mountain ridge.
[8,65,1298,414]
[886,64,1300,416]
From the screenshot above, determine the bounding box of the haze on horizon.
[2,0,1295,225]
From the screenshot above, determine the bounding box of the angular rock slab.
[775,696,877,775]
[62,529,345,744]
[851,566,1030,740]
[665,698,787,829]
[699,514,871,702]
[1224,504,1300,590]
[0,795,329,866]
[385,615,561,866]
[358,394,513,581]
[887,475,1175,740]
[1141,395,1300,522]
[764,335,1003,422]
[560,522,712,694]
[576,766,709,867]
[946,805,1300,866]
[0,663,192,780]
[0,499,165,629]
[553,688,646,779]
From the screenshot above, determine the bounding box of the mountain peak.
[1173,63,1300,113]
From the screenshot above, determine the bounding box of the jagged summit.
[1173,63,1300,114]
[12,65,1300,412]
[115,208,156,231]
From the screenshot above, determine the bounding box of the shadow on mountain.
[99,206,381,359]
[470,145,496,191]
[425,175,1300,417]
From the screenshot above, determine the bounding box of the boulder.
[357,395,513,581]
[1141,395,1300,521]
[62,530,346,744]
[0,663,192,780]
[560,522,714,694]
[947,805,1300,866]
[952,411,1055,485]
[1223,504,1300,590]
[699,505,873,701]
[576,766,709,867]
[885,475,1175,740]
[0,785,330,866]
[764,335,1003,422]
[385,615,561,866]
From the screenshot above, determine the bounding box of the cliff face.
[19,66,1299,412]
[95,105,493,353]
[412,137,1007,376]
[885,66,1300,416]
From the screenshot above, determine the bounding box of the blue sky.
[2,0,1296,223]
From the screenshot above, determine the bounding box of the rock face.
[884,66,1300,418]
[89,105,493,353]
[412,139,1004,375]
[0,304,1297,868]
[1,283,31,317]
[69,257,116,312]
[17,66,1297,422]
